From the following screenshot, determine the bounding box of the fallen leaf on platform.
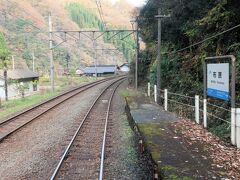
[171,119,240,179]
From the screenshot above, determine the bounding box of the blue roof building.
[84,65,117,76]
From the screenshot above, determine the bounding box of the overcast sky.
[128,0,146,7]
[111,0,146,7]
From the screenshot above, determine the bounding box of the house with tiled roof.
[0,68,39,99]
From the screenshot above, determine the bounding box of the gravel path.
[0,80,115,180]
[104,82,153,179]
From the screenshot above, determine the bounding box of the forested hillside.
[0,0,135,75]
[66,2,135,61]
[139,0,240,92]
[137,0,240,140]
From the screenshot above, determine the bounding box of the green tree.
[65,2,135,62]
[138,0,240,140]
[0,32,10,101]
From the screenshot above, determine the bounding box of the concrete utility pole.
[3,61,8,101]
[155,9,170,104]
[12,55,15,70]
[79,33,81,68]
[49,13,54,91]
[131,19,139,90]
[92,32,97,77]
[136,21,139,90]
[32,52,35,72]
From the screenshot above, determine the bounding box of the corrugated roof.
[0,69,39,80]
[84,65,117,74]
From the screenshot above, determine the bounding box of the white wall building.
[0,68,39,100]
[119,63,130,72]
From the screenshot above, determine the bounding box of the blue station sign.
[207,63,229,101]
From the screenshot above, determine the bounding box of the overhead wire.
[3,0,70,43]
[98,0,106,28]
[145,0,154,8]
[0,6,71,53]
[95,0,106,30]
[164,23,240,55]
[140,0,240,57]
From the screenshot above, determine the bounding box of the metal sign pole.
[203,60,207,128]
[204,55,236,145]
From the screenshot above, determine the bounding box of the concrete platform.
[126,96,226,179]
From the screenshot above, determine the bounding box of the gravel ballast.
[104,82,153,179]
[0,80,153,179]
[0,80,114,179]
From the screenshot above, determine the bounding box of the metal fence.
[147,82,240,148]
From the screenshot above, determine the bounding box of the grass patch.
[137,123,164,160]
[167,174,192,180]
[138,123,163,137]
[0,90,60,119]
[0,76,101,120]
[39,76,98,88]
[162,165,176,171]
[119,89,137,98]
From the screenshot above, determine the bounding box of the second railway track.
[0,77,122,142]
[50,77,125,180]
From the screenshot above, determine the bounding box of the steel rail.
[50,77,125,180]
[99,79,123,180]
[0,76,117,126]
[0,77,121,142]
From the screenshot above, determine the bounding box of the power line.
[98,1,106,28]
[144,0,154,9]
[0,9,67,48]
[164,23,240,55]
[95,0,106,29]
[0,10,44,33]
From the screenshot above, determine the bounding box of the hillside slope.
[0,0,136,75]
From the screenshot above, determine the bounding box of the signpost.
[207,63,229,101]
[203,55,236,145]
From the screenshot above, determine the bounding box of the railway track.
[0,77,121,142]
[50,78,125,180]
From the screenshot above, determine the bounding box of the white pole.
[203,98,207,128]
[154,85,157,102]
[164,89,168,111]
[236,108,240,148]
[147,82,151,97]
[32,52,35,72]
[231,108,236,145]
[49,13,54,91]
[12,55,15,70]
[195,95,200,124]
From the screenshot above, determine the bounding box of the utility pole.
[136,20,139,90]
[78,33,81,68]
[3,61,8,101]
[48,13,54,91]
[107,49,110,64]
[66,53,70,73]
[131,19,139,90]
[32,52,35,72]
[102,45,104,65]
[12,55,15,70]
[112,51,118,75]
[92,32,97,77]
[155,9,170,104]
